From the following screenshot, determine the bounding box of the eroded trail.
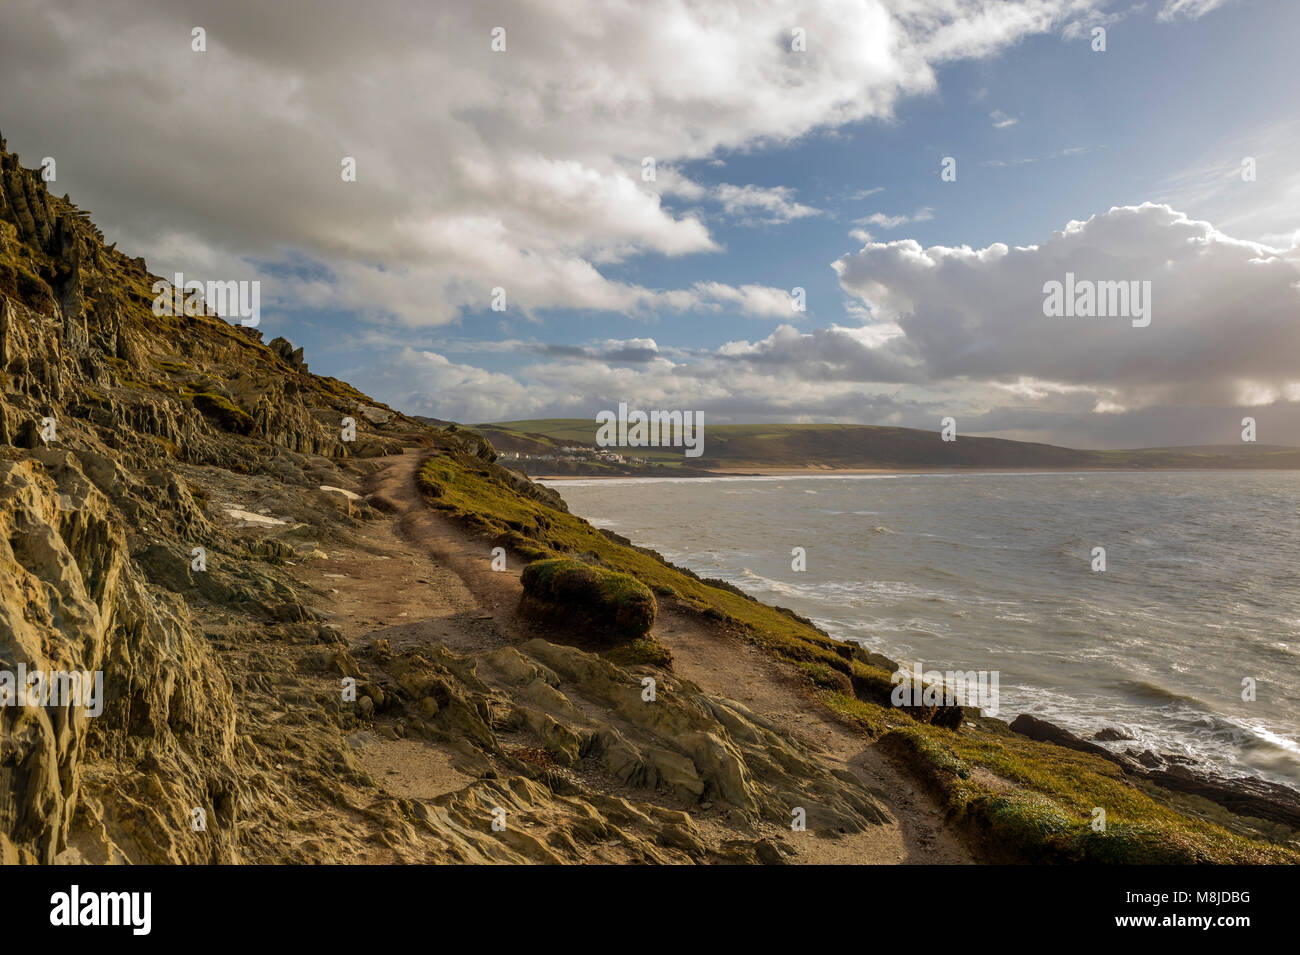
[304,448,971,864]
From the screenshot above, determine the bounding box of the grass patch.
[520,557,656,640]
[191,392,254,435]
[603,636,674,669]
[795,660,852,693]
[819,691,893,737]
[884,723,1299,863]
[417,435,863,680]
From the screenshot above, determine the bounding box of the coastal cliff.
[0,137,1295,865]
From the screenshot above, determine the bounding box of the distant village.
[497,446,650,468]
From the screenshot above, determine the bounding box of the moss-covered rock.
[520,557,656,641]
[191,392,254,435]
[603,636,673,669]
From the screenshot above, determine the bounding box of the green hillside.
[474,419,1300,472]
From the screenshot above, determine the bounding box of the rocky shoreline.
[1005,712,1300,832]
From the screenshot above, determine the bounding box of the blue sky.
[438,1,1294,359]
[4,0,1299,446]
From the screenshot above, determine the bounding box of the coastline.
[530,465,1279,480]
[536,469,1300,831]
[417,430,1300,859]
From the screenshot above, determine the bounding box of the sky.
[1,0,1298,448]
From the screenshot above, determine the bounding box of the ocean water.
[542,471,1300,789]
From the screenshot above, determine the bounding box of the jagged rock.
[1142,765,1300,829]
[479,640,889,830]
[1094,726,1134,742]
[0,458,244,863]
[1010,713,1134,769]
[268,336,307,372]
[356,404,390,425]
[1133,748,1164,769]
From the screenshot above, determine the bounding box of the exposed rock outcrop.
[1010,713,1300,834]
[0,456,242,863]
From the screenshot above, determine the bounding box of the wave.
[539,473,903,488]
[550,470,1300,787]
[732,569,946,605]
[1119,679,1213,710]
[542,470,1123,489]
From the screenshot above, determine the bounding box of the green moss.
[242,538,296,564]
[520,557,657,640]
[795,660,852,693]
[849,659,898,704]
[8,260,54,310]
[191,391,254,435]
[416,444,859,677]
[150,435,181,458]
[884,722,1300,864]
[185,479,210,507]
[603,636,674,669]
[888,724,973,781]
[819,691,892,737]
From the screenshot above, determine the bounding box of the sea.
[541,470,1300,790]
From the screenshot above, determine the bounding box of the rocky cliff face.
[0,453,244,863]
[0,136,897,865]
[0,136,437,864]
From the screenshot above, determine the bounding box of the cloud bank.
[353,204,1300,447]
[0,0,1103,325]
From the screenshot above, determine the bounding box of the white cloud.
[854,207,934,229]
[989,109,1019,128]
[690,282,801,318]
[834,202,1300,410]
[1156,119,1300,245]
[1060,6,1129,41]
[1159,0,1237,21]
[711,183,821,224]
[376,349,544,423]
[658,172,821,225]
[0,0,1105,327]
[982,145,1094,168]
[352,203,1300,445]
[857,213,911,229]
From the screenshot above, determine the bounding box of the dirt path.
[653,603,970,863]
[306,448,972,864]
